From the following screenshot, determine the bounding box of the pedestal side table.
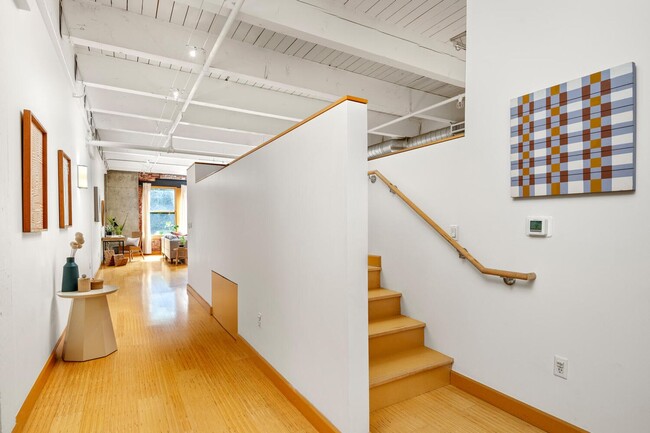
[57,286,119,361]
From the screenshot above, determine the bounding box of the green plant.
[165,221,179,233]
[105,217,118,234]
[105,214,128,235]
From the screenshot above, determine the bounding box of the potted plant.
[105,217,118,235]
[105,214,128,236]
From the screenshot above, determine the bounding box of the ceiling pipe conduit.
[164,0,245,149]
[368,125,457,159]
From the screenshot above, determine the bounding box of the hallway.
[21,258,317,433]
[21,258,544,433]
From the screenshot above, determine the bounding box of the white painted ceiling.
[61,0,466,174]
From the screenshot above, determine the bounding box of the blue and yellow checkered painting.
[510,63,636,197]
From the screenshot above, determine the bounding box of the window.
[150,188,177,235]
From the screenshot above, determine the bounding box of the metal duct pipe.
[367,139,407,159]
[368,125,455,159]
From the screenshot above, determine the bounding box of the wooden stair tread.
[368,288,401,301]
[369,347,453,388]
[368,265,381,272]
[369,315,424,338]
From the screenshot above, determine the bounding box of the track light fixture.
[186,45,205,59]
[450,31,467,51]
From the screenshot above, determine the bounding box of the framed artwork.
[510,62,636,197]
[58,150,72,228]
[94,186,100,222]
[22,110,48,232]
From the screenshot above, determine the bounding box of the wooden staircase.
[368,255,453,411]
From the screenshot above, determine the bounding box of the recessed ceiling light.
[170,88,180,100]
[188,47,197,58]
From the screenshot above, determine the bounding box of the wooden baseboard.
[186,284,211,314]
[12,332,65,433]
[238,336,340,433]
[450,371,589,433]
[187,288,339,433]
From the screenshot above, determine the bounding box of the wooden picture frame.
[58,150,72,228]
[94,186,100,222]
[22,110,48,232]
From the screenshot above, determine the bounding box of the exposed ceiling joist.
[230,0,466,86]
[76,52,319,123]
[90,140,240,160]
[98,127,256,149]
[61,0,466,175]
[63,0,458,119]
[84,82,302,122]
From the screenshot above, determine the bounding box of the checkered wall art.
[510,63,636,198]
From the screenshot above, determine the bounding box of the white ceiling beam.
[104,159,190,175]
[76,52,316,123]
[102,149,233,165]
[369,93,464,133]
[85,82,301,122]
[97,129,251,155]
[254,0,462,55]
[63,0,456,118]
[85,88,294,136]
[81,53,426,138]
[90,140,242,160]
[232,0,465,87]
[90,110,271,149]
[97,127,256,148]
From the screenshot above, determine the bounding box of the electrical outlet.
[554,355,568,379]
[257,312,262,328]
[450,225,459,240]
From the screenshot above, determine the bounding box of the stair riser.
[368,270,380,289]
[368,297,401,321]
[370,365,451,411]
[369,328,423,359]
[368,255,382,267]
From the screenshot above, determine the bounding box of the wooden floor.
[22,257,545,433]
[371,385,545,433]
[21,257,317,433]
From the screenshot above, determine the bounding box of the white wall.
[188,100,369,433]
[0,1,105,432]
[368,1,650,431]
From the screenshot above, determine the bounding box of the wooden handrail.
[368,170,536,284]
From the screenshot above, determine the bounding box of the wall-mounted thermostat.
[526,216,552,237]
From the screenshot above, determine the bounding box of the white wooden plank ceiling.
[63,0,466,174]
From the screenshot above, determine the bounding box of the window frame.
[149,186,181,236]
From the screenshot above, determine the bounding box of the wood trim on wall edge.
[12,264,108,432]
[450,371,589,433]
[207,95,367,178]
[12,332,65,433]
[238,336,341,433]
[187,283,211,315]
[184,283,340,432]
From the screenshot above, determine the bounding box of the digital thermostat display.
[526,216,551,237]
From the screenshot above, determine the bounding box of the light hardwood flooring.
[22,257,545,433]
[21,257,317,433]
[371,385,545,433]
